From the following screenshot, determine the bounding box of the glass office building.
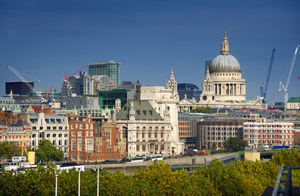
[89,61,120,86]
[178,83,201,101]
[6,81,34,95]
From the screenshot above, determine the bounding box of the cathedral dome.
[210,29,241,73]
[211,54,240,73]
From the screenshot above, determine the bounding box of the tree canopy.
[1,149,300,195]
[35,140,64,162]
[0,142,22,160]
[223,137,247,152]
[190,106,212,114]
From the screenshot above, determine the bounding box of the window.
[64,134,68,137]
[47,134,50,138]
[86,131,89,137]
[106,132,110,139]
[142,145,146,151]
[137,145,140,151]
[65,140,68,145]
[97,140,101,146]
[78,131,82,137]
[32,134,36,138]
[53,134,56,138]
[86,139,94,151]
[72,131,76,137]
[78,140,82,151]
[59,134,62,137]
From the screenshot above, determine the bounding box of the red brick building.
[69,115,95,163]
[94,120,126,161]
[68,115,126,163]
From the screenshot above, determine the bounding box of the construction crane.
[45,85,54,103]
[7,65,44,102]
[260,48,275,103]
[279,44,300,110]
[63,64,88,81]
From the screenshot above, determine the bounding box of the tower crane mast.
[260,48,275,103]
[279,44,299,110]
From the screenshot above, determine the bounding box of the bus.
[146,155,163,161]
[126,157,144,163]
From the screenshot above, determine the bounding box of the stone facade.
[198,118,250,149]
[0,119,32,149]
[179,30,265,110]
[140,69,184,155]
[28,112,69,158]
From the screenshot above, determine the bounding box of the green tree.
[35,140,64,162]
[190,106,212,114]
[211,143,217,150]
[223,137,247,152]
[0,141,22,160]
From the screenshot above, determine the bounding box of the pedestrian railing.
[272,166,300,196]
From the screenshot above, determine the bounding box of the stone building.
[286,97,300,114]
[179,30,265,110]
[28,112,69,158]
[198,118,251,149]
[0,119,32,149]
[140,69,184,155]
[116,99,173,157]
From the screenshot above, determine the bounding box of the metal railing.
[272,166,300,196]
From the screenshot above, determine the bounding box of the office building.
[6,81,34,95]
[243,114,295,148]
[89,61,121,86]
[177,83,201,101]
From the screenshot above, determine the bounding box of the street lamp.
[55,174,58,196]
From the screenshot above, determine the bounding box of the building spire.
[221,28,230,55]
[166,67,177,94]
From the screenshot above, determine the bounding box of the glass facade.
[98,89,128,109]
[178,83,201,101]
[6,82,34,95]
[89,61,120,85]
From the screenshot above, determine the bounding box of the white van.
[262,145,269,150]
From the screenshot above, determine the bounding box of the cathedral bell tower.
[166,68,178,94]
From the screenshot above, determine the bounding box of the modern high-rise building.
[6,81,34,95]
[89,61,121,86]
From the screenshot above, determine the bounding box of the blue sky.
[0,0,299,104]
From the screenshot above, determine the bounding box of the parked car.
[198,152,207,156]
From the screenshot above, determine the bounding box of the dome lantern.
[210,29,241,73]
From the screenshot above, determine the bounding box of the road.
[85,153,238,175]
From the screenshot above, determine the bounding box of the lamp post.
[97,166,99,196]
[78,170,81,196]
[55,174,58,196]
